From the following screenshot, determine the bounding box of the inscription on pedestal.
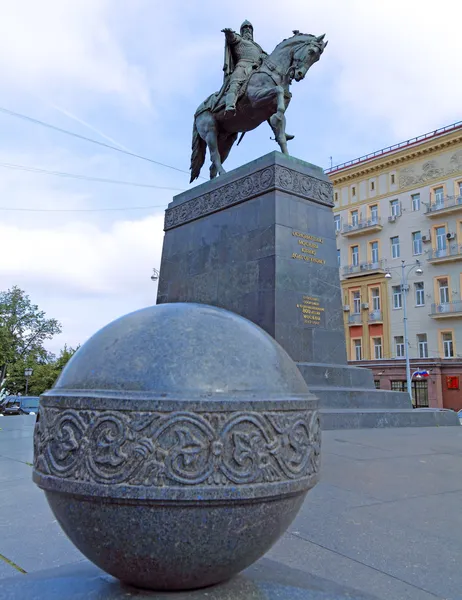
[291,231,326,265]
[296,296,325,327]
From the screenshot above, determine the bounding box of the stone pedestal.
[157,152,459,429]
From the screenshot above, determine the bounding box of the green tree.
[0,286,62,387]
[6,345,78,396]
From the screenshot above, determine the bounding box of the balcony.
[341,217,383,237]
[348,313,362,325]
[425,195,462,217]
[368,310,383,323]
[427,243,462,264]
[342,260,386,278]
[429,301,462,318]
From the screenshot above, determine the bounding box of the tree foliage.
[0,286,71,395]
[5,345,78,396]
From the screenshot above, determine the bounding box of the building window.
[373,337,383,359]
[415,282,425,306]
[458,181,462,199]
[370,204,378,222]
[337,249,341,266]
[412,231,422,255]
[411,193,421,211]
[353,339,362,361]
[390,199,400,217]
[434,186,444,207]
[351,245,359,266]
[391,174,395,185]
[334,192,339,202]
[391,380,407,392]
[392,285,402,309]
[417,334,428,358]
[351,210,359,226]
[395,336,405,358]
[391,236,400,258]
[371,181,375,191]
[374,380,381,389]
[435,225,447,255]
[370,241,379,264]
[352,186,356,198]
[334,214,341,232]
[352,290,361,314]
[371,287,381,311]
[442,331,454,358]
[438,278,450,305]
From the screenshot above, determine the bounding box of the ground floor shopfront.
[348,359,462,411]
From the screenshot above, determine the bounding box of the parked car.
[19,397,40,415]
[0,398,21,416]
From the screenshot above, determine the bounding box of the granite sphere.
[33,303,320,591]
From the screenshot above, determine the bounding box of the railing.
[325,121,462,174]
[342,217,382,234]
[430,301,462,315]
[368,310,383,322]
[426,195,462,214]
[427,244,462,261]
[348,313,362,324]
[342,259,385,276]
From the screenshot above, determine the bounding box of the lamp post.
[385,260,423,404]
[151,268,159,282]
[24,368,33,396]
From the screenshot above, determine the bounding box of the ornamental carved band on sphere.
[34,406,320,490]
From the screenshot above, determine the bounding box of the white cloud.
[252,0,462,139]
[0,0,150,108]
[0,213,164,350]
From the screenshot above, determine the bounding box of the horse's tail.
[189,118,206,183]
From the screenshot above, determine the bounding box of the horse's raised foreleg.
[268,85,291,154]
[269,111,289,155]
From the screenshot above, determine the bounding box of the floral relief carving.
[164,165,332,230]
[34,407,320,488]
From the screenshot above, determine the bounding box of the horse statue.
[189,29,328,183]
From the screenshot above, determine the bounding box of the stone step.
[297,362,374,389]
[320,408,460,430]
[310,386,411,409]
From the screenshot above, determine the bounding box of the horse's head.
[292,34,328,82]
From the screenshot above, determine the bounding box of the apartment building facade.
[328,122,462,411]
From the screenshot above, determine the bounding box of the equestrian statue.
[189,21,327,182]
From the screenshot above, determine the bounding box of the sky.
[0,0,461,354]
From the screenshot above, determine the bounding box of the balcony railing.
[368,310,383,322]
[348,313,362,325]
[427,243,462,262]
[342,217,382,236]
[342,259,386,277]
[430,301,462,317]
[425,195,462,216]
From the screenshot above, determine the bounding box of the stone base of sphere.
[32,303,320,591]
[45,490,307,591]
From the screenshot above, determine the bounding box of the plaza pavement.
[0,415,461,599]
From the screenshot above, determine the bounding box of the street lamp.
[151,268,160,282]
[24,368,33,396]
[384,260,423,403]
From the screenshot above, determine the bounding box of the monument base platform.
[156,152,460,430]
[0,558,380,600]
[297,362,460,429]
